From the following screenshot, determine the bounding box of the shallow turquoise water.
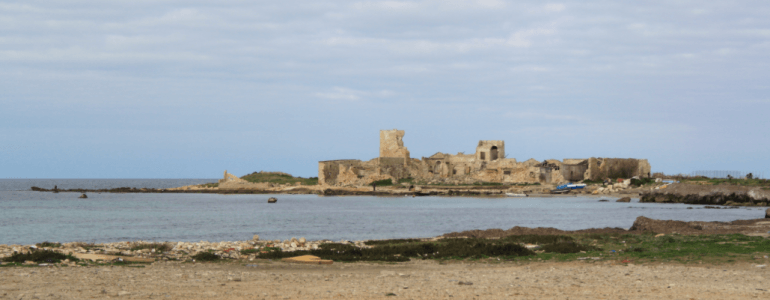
[0,179,765,245]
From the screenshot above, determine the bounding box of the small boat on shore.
[556,183,587,190]
[268,197,277,203]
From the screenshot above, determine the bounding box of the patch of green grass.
[260,239,536,262]
[541,242,601,254]
[130,242,172,252]
[241,171,318,185]
[682,178,769,187]
[36,242,61,248]
[424,181,509,186]
[365,239,422,246]
[199,182,219,188]
[397,177,414,184]
[191,252,220,261]
[240,248,259,255]
[630,178,656,187]
[370,179,394,186]
[2,250,79,263]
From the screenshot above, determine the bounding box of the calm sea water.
[0,179,765,245]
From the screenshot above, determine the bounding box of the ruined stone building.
[318,130,651,186]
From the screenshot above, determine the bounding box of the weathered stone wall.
[475,140,505,161]
[585,158,652,181]
[219,170,245,184]
[379,129,410,159]
[377,157,412,180]
[561,161,589,182]
[318,160,363,186]
[319,130,651,186]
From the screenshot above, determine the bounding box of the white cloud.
[503,111,585,122]
[313,87,395,101]
[543,3,566,12]
[352,1,419,11]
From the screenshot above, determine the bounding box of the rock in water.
[78,194,88,199]
[616,197,631,202]
[268,197,277,203]
[766,208,770,219]
[252,235,260,241]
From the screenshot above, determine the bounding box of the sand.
[2,259,768,299]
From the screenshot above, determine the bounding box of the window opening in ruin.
[490,146,498,161]
[504,170,511,175]
[480,152,486,160]
[453,170,457,175]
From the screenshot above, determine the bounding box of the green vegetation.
[397,177,414,184]
[422,181,507,186]
[256,239,535,262]
[130,242,172,253]
[241,171,319,185]
[370,179,394,186]
[2,249,79,263]
[630,178,656,187]
[35,242,61,248]
[365,239,422,246]
[240,248,259,255]
[511,182,541,186]
[200,182,219,188]
[245,233,770,264]
[191,252,220,261]
[682,177,770,187]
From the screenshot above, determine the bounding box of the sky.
[1,0,769,179]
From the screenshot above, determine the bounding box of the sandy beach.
[3,259,769,299]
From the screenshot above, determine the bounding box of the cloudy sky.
[1,0,769,178]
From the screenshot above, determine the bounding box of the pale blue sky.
[1,0,768,178]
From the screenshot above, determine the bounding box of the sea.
[0,179,765,245]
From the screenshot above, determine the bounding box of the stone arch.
[490,146,499,161]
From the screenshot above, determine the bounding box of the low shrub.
[364,239,422,246]
[541,242,599,254]
[3,249,78,263]
[370,179,394,186]
[191,252,220,261]
[630,178,655,187]
[398,177,414,184]
[240,248,259,255]
[36,242,61,248]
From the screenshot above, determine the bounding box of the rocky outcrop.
[616,197,631,202]
[640,183,770,206]
[629,216,770,234]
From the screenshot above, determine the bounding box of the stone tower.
[379,129,410,159]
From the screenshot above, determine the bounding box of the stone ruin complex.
[318,129,651,187]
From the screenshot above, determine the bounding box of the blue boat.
[556,183,587,190]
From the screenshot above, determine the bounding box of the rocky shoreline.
[28,182,648,198]
[640,183,770,206]
[4,216,770,266]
